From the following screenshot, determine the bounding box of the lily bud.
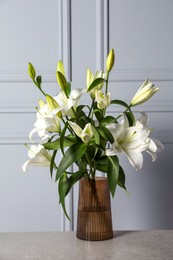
[106,49,115,72]
[56,60,67,90]
[46,94,62,118]
[56,71,67,90]
[86,68,94,89]
[28,62,36,80]
[57,60,65,76]
[130,79,159,106]
[68,122,94,144]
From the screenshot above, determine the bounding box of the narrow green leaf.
[92,127,100,145]
[66,170,86,195]
[96,155,108,165]
[111,99,129,109]
[101,116,117,126]
[96,163,107,173]
[98,125,114,144]
[60,122,68,156]
[117,165,126,190]
[50,150,57,178]
[43,136,75,150]
[107,155,119,197]
[94,109,103,121]
[58,173,70,220]
[56,143,87,181]
[87,78,105,92]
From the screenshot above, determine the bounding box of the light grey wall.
[71,0,173,231]
[0,0,172,232]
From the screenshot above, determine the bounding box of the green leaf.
[96,163,107,173]
[87,78,105,92]
[66,170,86,195]
[50,150,57,178]
[98,125,114,144]
[117,165,126,190]
[94,109,103,121]
[76,105,86,119]
[124,111,135,127]
[60,122,68,156]
[96,155,108,165]
[58,173,70,220]
[43,136,75,150]
[107,155,119,197]
[111,99,129,109]
[101,116,117,126]
[92,127,100,145]
[55,143,87,181]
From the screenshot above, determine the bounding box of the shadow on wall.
[112,144,173,230]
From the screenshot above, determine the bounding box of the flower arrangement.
[22,49,163,219]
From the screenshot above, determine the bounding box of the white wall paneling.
[108,0,173,230]
[0,0,72,232]
[0,0,172,232]
[96,0,109,70]
[72,0,173,230]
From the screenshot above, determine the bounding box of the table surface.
[0,230,173,260]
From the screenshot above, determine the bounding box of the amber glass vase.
[76,177,113,241]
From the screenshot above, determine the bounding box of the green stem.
[85,153,93,178]
[105,71,110,95]
[33,80,46,96]
[88,98,95,118]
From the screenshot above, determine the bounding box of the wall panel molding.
[58,0,72,82]
[110,69,173,82]
[0,70,56,82]
[96,0,109,71]
[0,0,72,83]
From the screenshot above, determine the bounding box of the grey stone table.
[0,231,173,260]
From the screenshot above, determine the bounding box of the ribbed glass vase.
[76,177,113,241]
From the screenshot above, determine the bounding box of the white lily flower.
[106,114,163,170]
[68,121,94,144]
[30,103,61,142]
[53,89,86,118]
[136,112,164,161]
[22,144,51,172]
[130,79,159,106]
[95,90,111,110]
[86,68,106,99]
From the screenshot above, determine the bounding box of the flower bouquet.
[22,49,163,220]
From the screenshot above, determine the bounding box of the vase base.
[77,231,113,241]
[76,210,113,241]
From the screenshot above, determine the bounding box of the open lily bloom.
[22,144,51,172]
[30,103,61,142]
[106,113,163,170]
[53,89,86,118]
